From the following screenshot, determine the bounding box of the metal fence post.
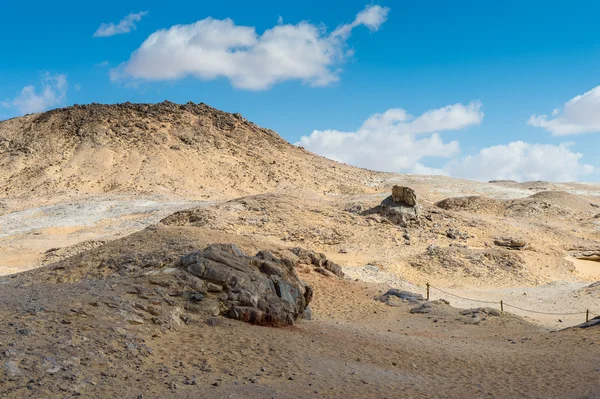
[426,283,430,301]
[500,300,504,312]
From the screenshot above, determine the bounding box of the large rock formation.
[180,244,312,327]
[376,186,420,227]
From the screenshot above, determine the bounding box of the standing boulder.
[376,186,420,227]
[392,186,418,207]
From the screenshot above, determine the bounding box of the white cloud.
[296,101,483,173]
[528,86,600,135]
[94,11,148,38]
[411,163,449,176]
[445,141,594,182]
[1,73,68,115]
[110,5,389,90]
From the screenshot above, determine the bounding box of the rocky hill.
[0,102,384,200]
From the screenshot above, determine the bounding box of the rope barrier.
[428,284,497,304]
[502,303,586,316]
[427,283,600,319]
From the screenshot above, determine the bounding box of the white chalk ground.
[0,195,207,275]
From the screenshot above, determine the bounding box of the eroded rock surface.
[180,244,312,326]
[493,237,528,250]
[290,247,345,278]
[410,245,528,281]
[377,289,424,306]
[569,249,600,261]
[391,186,418,207]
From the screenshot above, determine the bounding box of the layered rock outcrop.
[180,244,312,327]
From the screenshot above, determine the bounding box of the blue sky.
[1,0,599,181]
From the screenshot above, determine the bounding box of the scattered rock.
[446,228,469,240]
[410,300,450,314]
[120,311,145,325]
[411,246,527,280]
[290,247,344,278]
[459,308,501,324]
[4,361,22,378]
[344,203,363,214]
[42,240,107,266]
[205,317,222,327]
[314,267,335,277]
[377,289,424,306]
[493,237,528,250]
[579,316,600,329]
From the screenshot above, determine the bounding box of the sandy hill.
[0,101,384,200]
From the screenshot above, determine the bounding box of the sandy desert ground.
[1,103,599,398]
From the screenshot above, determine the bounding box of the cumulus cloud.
[94,11,148,38]
[1,73,68,115]
[110,5,389,89]
[445,141,594,182]
[528,86,600,135]
[296,101,483,173]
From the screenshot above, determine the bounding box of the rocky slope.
[0,102,384,200]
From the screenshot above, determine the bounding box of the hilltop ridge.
[0,101,384,199]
